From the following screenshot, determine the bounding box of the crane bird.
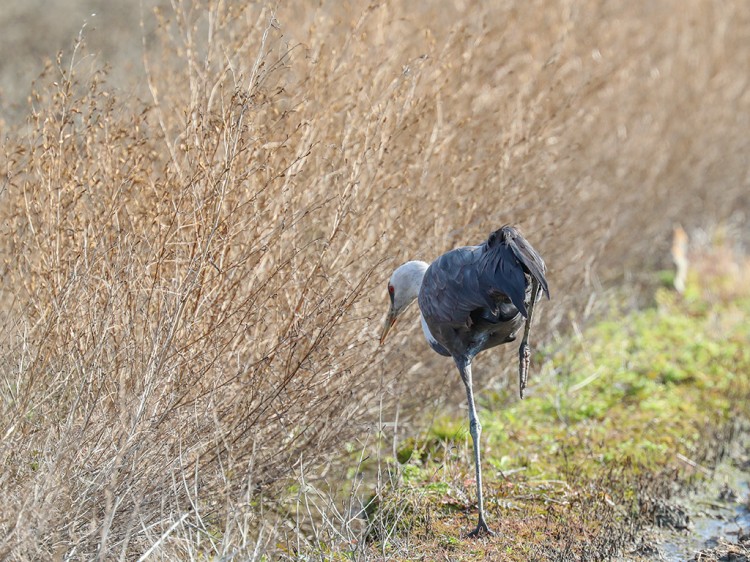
[379,225,549,537]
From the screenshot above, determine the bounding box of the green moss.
[429,416,466,443]
[396,437,420,464]
[437,533,460,548]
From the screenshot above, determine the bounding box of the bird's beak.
[380,309,397,345]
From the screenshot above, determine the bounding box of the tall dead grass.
[0,0,748,558]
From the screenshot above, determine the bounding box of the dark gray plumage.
[380,225,549,537]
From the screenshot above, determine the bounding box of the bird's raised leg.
[518,277,541,399]
[457,358,495,538]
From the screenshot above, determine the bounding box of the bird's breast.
[420,314,451,357]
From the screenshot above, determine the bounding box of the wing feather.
[418,226,549,328]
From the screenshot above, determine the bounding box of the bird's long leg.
[518,277,541,399]
[457,358,494,538]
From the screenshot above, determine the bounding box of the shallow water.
[646,461,750,561]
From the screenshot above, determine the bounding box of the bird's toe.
[467,519,495,538]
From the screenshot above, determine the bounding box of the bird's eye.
[388,285,394,295]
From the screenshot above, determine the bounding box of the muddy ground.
[624,430,750,562]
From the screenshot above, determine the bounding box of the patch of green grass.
[429,416,467,443]
[502,286,750,480]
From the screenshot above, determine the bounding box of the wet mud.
[624,435,750,561]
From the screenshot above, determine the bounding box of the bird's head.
[380,260,429,345]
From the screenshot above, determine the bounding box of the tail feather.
[484,226,550,317]
[499,226,549,298]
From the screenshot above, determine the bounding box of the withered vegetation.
[0,0,748,558]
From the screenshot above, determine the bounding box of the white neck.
[390,260,428,313]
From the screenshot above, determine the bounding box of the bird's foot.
[518,342,530,399]
[467,518,495,538]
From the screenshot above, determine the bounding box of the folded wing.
[419,226,549,328]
